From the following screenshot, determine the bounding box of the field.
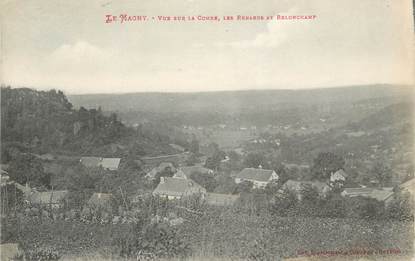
[179,213,413,260]
[5,212,413,261]
[59,255,413,261]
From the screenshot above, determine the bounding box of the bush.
[345,197,385,219]
[180,210,414,259]
[113,221,190,259]
[25,247,61,261]
[1,216,19,243]
[385,191,414,221]
[189,172,218,192]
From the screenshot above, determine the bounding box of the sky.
[1,0,414,94]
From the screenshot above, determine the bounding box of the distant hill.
[67,85,413,128]
[354,102,414,130]
[68,85,413,114]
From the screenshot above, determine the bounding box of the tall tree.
[189,137,200,155]
[311,152,345,181]
[189,172,218,192]
[371,162,392,187]
[8,153,50,188]
[204,149,226,171]
[243,152,267,169]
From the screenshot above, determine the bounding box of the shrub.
[0,216,18,243]
[25,247,61,261]
[113,221,190,259]
[385,191,414,221]
[140,222,190,258]
[345,197,385,219]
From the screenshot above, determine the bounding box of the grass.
[8,214,413,261]
[60,253,244,261]
[60,253,414,261]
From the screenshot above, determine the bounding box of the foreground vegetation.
[2,190,413,260]
[1,86,414,260]
[2,212,413,260]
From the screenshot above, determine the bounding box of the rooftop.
[400,178,415,191]
[87,193,113,208]
[146,162,176,179]
[235,168,275,182]
[332,169,348,178]
[29,190,68,205]
[153,177,205,197]
[283,180,330,193]
[342,187,394,202]
[80,157,102,168]
[80,157,121,170]
[100,158,121,170]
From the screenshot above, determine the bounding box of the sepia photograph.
[0,0,414,260]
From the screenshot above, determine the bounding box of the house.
[0,172,10,187]
[234,168,279,189]
[1,166,32,196]
[369,189,395,204]
[1,243,23,261]
[80,157,102,168]
[79,157,121,171]
[86,193,113,212]
[173,169,187,179]
[14,183,32,197]
[330,169,348,183]
[28,190,68,208]
[169,143,186,152]
[145,162,176,180]
[0,164,10,179]
[341,187,394,205]
[100,158,121,171]
[341,187,376,197]
[330,169,348,188]
[400,178,415,195]
[281,180,331,199]
[205,193,239,206]
[38,153,55,161]
[1,177,32,197]
[153,177,206,200]
[145,168,159,180]
[221,156,230,163]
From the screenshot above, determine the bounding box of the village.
[2,0,414,258]
[0,86,413,261]
[1,143,413,224]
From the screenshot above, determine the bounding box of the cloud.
[216,8,316,49]
[48,41,113,70]
[232,20,288,48]
[2,0,413,93]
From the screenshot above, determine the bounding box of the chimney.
[160,177,165,184]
